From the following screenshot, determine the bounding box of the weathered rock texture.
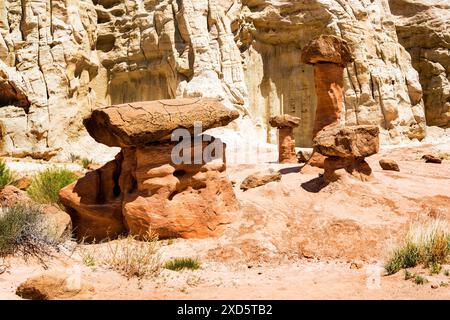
[60,138,238,241]
[16,273,94,300]
[84,98,239,147]
[0,0,443,157]
[390,0,450,128]
[240,170,282,191]
[379,158,400,171]
[313,125,380,181]
[302,35,354,136]
[269,114,301,163]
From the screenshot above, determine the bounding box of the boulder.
[269,115,301,128]
[16,272,94,300]
[0,185,30,207]
[422,154,442,164]
[240,170,282,191]
[313,126,380,158]
[301,35,354,66]
[83,98,239,147]
[379,159,400,171]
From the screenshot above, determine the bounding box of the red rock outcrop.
[269,115,301,164]
[60,98,239,241]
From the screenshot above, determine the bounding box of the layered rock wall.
[0,0,446,157]
[389,0,450,127]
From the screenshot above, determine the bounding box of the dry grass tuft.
[102,232,161,279]
[385,220,450,275]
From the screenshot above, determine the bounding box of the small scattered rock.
[0,185,30,207]
[350,262,363,269]
[16,273,94,300]
[240,170,282,191]
[379,158,400,171]
[422,154,442,164]
[431,284,439,289]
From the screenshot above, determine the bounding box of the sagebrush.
[0,204,61,263]
[27,168,78,205]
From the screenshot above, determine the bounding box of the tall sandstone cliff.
[0,0,448,159]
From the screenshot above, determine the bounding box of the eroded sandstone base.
[60,137,239,241]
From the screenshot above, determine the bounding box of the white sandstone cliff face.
[390,0,450,128]
[0,0,443,159]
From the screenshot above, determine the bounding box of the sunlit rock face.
[1,0,442,158]
[389,0,450,128]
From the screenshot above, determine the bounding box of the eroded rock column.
[60,98,240,241]
[269,114,301,164]
[301,35,354,136]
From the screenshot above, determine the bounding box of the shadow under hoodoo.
[59,98,240,241]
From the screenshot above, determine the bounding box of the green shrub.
[414,275,428,285]
[163,257,201,271]
[385,220,450,275]
[0,158,14,189]
[0,204,58,260]
[27,168,78,205]
[385,242,420,275]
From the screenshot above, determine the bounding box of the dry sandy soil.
[1,142,450,300]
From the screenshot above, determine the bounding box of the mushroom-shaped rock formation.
[301,35,354,136]
[60,98,240,241]
[313,125,379,182]
[84,98,240,147]
[269,114,301,164]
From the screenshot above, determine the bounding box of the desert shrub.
[414,275,428,285]
[385,242,420,275]
[385,220,450,275]
[0,204,59,262]
[0,158,14,189]
[103,233,160,279]
[81,158,93,169]
[163,257,201,271]
[27,168,78,205]
[404,270,414,280]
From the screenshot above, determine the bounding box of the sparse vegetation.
[429,262,442,275]
[0,158,14,189]
[404,270,414,280]
[163,257,201,271]
[69,153,80,163]
[103,233,160,279]
[444,269,450,276]
[385,220,450,275]
[414,275,428,285]
[81,157,93,169]
[27,168,78,206]
[438,153,450,160]
[0,204,60,263]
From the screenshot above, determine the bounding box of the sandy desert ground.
[1,141,449,300]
